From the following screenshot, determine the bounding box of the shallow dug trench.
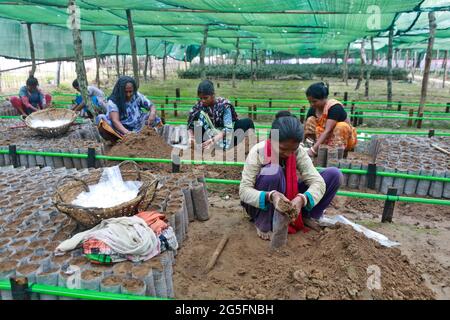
[172,195,436,300]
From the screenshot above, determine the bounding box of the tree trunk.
[404,49,410,69]
[68,1,93,116]
[56,61,62,87]
[91,31,100,87]
[343,43,350,85]
[443,50,448,88]
[411,51,417,81]
[115,36,120,77]
[232,37,240,89]
[126,9,139,87]
[387,27,394,108]
[149,55,153,79]
[122,55,126,75]
[144,39,149,81]
[418,12,437,117]
[250,42,255,84]
[355,39,366,90]
[200,26,209,79]
[365,37,375,98]
[255,48,259,81]
[26,23,36,77]
[163,41,167,81]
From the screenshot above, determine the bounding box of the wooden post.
[163,41,168,81]
[200,26,209,79]
[122,55,126,75]
[126,9,139,87]
[232,37,240,89]
[92,31,100,87]
[26,23,36,77]
[56,61,62,87]
[446,103,450,113]
[408,109,414,127]
[343,92,348,106]
[269,98,272,109]
[418,12,437,118]
[367,163,377,190]
[350,101,355,123]
[387,27,394,108]
[442,50,448,88]
[175,88,180,117]
[161,104,165,118]
[248,105,252,119]
[149,55,153,79]
[382,187,398,223]
[234,99,238,107]
[397,101,402,111]
[144,39,149,81]
[358,111,364,126]
[417,112,424,129]
[68,1,93,116]
[115,35,120,77]
[300,106,306,123]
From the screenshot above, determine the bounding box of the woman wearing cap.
[239,111,342,240]
[304,82,357,158]
[187,80,254,150]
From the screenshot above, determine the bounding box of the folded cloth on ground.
[136,211,168,235]
[56,216,160,262]
[159,226,178,252]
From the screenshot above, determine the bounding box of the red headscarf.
[264,140,304,233]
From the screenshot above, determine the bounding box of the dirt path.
[172,192,443,300]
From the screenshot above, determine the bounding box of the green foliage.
[178,64,408,80]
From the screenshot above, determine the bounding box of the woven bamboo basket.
[53,161,159,228]
[25,108,77,138]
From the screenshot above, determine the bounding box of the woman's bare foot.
[256,227,272,240]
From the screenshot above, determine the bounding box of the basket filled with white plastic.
[53,161,159,229]
[25,108,77,138]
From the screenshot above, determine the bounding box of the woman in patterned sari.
[187,80,254,150]
[303,82,357,158]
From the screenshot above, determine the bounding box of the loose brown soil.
[69,256,89,267]
[122,278,145,292]
[112,261,134,276]
[81,270,102,280]
[131,264,150,278]
[173,194,441,300]
[0,260,18,272]
[11,249,33,260]
[29,239,50,249]
[39,268,59,276]
[17,263,40,275]
[101,275,123,287]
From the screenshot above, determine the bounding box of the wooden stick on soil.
[431,144,450,156]
[206,234,229,273]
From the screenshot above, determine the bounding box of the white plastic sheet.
[72,166,142,208]
[30,119,71,128]
[318,215,400,247]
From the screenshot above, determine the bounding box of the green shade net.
[0,0,447,60]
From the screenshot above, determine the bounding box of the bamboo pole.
[232,37,240,89]
[56,61,62,87]
[387,27,394,108]
[115,36,120,77]
[68,1,93,116]
[343,43,350,85]
[144,39,149,81]
[126,9,139,87]
[205,234,229,273]
[355,39,366,90]
[200,26,209,79]
[418,12,437,119]
[365,37,375,98]
[26,23,36,77]
[91,31,100,87]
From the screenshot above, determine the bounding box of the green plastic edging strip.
[0,279,167,300]
[204,179,450,206]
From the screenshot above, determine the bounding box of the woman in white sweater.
[239,111,342,240]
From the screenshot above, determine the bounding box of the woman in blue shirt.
[97,76,161,138]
